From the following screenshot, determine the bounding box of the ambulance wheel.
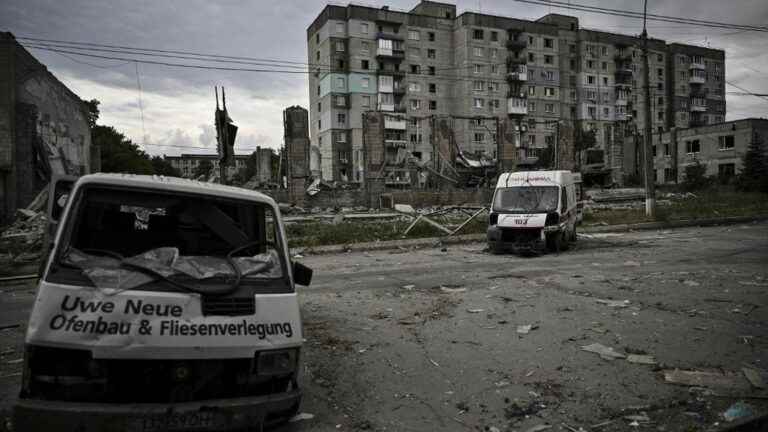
[546,232,562,253]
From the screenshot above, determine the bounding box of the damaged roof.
[76,173,278,205]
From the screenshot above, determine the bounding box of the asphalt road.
[1,222,767,431]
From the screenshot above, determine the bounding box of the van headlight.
[257,349,298,376]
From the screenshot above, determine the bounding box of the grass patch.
[286,188,768,248]
[584,188,768,226]
[286,216,487,248]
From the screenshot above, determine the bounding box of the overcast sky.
[2,0,766,156]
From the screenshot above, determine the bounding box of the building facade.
[0,32,96,223]
[307,1,726,184]
[653,118,767,184]
[165,153,250,179]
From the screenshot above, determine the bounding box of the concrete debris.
[580,343,626,360]
[289,413,315,422]
[663,369,752,392]
[683,280,701,287]
[623,260,641,267]
[722,401,753,422]
[523,425,552,432]
[626,354,657,365]
[440,286,467,293]
[624,413,650,423]
[741,367,766,389]
[517,324,539,334]
[596,299,631,308]
[466,308,485,313]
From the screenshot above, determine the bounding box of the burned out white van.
[14,174,312,431]
[487,171,578,254]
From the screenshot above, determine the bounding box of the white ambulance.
[14,174,312,431]
[487,170,578,254]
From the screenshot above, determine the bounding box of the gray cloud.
[2,0,766,155]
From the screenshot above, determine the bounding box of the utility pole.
[554,121,560,169]
[641,0,656,217]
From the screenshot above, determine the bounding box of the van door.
[39,175,76,276]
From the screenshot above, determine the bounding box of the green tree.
[193,159,214,178]
[151,156,181,177]
[93,125,154,174]
[681,159,710,192]
[735,134,768,193]
[83,99,100,129]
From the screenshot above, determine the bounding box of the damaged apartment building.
[306,1,725,187]
[0,32,96,223]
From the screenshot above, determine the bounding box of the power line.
[15,36,311,66]
[20,40,499,75]
[510,0,768,32]
[726,81,768,103]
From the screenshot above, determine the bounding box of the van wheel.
[489,243,503,255]
[546,232,562,253]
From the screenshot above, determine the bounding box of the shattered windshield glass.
[52,186,285,292]
[493,186,559,213]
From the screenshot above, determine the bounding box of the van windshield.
[50,186,286,292]
[493,186,559,213]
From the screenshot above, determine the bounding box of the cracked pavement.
[1,222,767,431]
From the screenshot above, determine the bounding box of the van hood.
[26,282,302,359]
[497,213,548,228]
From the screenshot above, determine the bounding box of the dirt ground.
[1,222,767,431]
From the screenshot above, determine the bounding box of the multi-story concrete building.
[653,118,767,184]
[306,1,726,184]
[165,153,250,179]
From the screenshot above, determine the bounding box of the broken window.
[493,187,559,213]
[49,187,288,292]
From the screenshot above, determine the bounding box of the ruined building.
[0,32,96,223]
[283,106,311,205]
[306,1,725,185]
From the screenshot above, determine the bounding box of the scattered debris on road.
[663,369,752,393]
[581,343,626,360]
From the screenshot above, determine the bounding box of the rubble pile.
[0,188,49,265]
[0,209,47,264]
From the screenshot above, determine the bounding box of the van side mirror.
[293,262,313,286]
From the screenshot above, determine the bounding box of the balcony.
[376,47,405,59]
[506,39,527,51]
[613,53,632,63]
[615,98,628,107]
[384,116,407,130]
[689,72,706,85]
[506,64,528,82]
[378,69,405,78]
[384,139,408,148]
[392,83,406,95]
[690,98,707,112]
[690,58,705,70]
[376,31,404,41]
[615,112,631,121]
[507,97,528,115]
[615,64,633,76]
